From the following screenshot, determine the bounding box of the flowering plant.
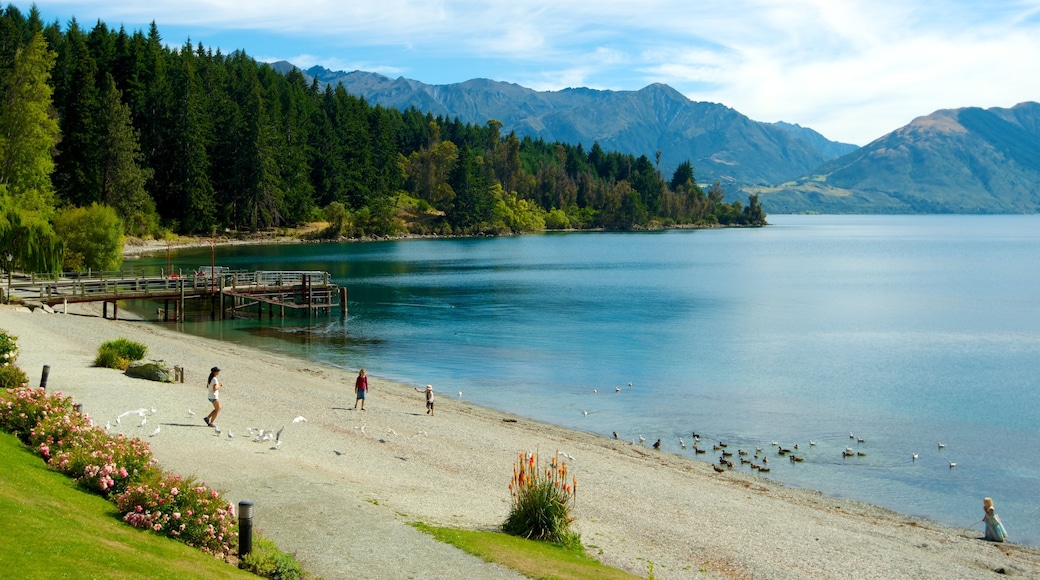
[115,471,238,556]
[503,450,579,547]
[0,384,237,558]
[0,329,18,365]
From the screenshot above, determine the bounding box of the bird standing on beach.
[292,416,307,423]
[149,425,160,437]
[187,409,196,417]
[652,439,662,450]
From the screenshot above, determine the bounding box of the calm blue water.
[129,215,1040,545]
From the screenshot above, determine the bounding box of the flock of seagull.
[99,407,311,450]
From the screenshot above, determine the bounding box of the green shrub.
[95,338,147,369]
[503,450,580,549]
[94,347,130,370]
[0,364,28,389]
[239,536,304,579]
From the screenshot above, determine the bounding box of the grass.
[412,522,640,580]
[0,431,253,579]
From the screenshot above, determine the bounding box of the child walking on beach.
[414,384,434,415]
[983,497,1008,542]
[354,369,368,410]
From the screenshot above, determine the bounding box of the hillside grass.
[412,522,640,580]
[0,431,253,579]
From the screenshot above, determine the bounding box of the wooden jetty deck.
[6,268,344,322]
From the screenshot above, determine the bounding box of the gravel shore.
[3,304,1038,579]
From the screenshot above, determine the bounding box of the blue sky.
[22,0,1040,146]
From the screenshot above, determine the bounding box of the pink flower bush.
[1,385,237,558]
[114,470,237,556]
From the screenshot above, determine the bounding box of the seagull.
[187,409,196,417]
[938,442,946,450]
[360,425,367,436]
[850,432,855,439]
[582,410,588,417]
[104,422,111,432]
[227,430,233,439]
[592,389,597,394]
[214,427,221,435]
[857,437,865,443]
[292,416,307,423]
[115,416,120,425]
[150,408,157,414]
[639,435,646,445]
[912,453,918,461]
[139,416,147,427]
[387,428,398,436]
[458,391,463,399]
[949,462,956,468]
[333,450,343,456]
[558,451,574,460]
[149,426,160,437]
[410,430,429,438]
[809,440,817,446]
[615,386,621,393]
[628,382,633,388]
[680,437,686,449]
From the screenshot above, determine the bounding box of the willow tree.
[0,201,64,274]
[0,32,63,274]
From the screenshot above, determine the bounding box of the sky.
[20,0,1040,146]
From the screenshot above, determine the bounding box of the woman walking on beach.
[354,368,368,410]
[204,366,222,428]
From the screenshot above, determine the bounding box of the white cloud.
[28,0,1040,144]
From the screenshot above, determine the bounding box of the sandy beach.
[2,303,1038,579]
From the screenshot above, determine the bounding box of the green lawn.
[0,431,254,579]
[413,522,641,580]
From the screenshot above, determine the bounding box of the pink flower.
[170,487,179,496]
[173,512,181,519]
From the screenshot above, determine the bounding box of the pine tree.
[96,73,156,235]
[0,32,60,214]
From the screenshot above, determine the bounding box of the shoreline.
[2,304,1038,578]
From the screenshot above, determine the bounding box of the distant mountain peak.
[274,61,852,185]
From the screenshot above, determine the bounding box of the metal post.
[40,365,50,389]
[238,501,254,557]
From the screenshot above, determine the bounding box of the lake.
[129,214,1040,545]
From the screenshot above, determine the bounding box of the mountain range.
[272,62,1039,214]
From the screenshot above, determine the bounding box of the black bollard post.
[238,501,254,558]
[40,365,50,389]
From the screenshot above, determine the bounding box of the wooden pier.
[7,268,345,322]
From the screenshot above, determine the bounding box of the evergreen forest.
[0,5,766,273]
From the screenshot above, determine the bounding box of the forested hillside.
[0,6,765,273]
